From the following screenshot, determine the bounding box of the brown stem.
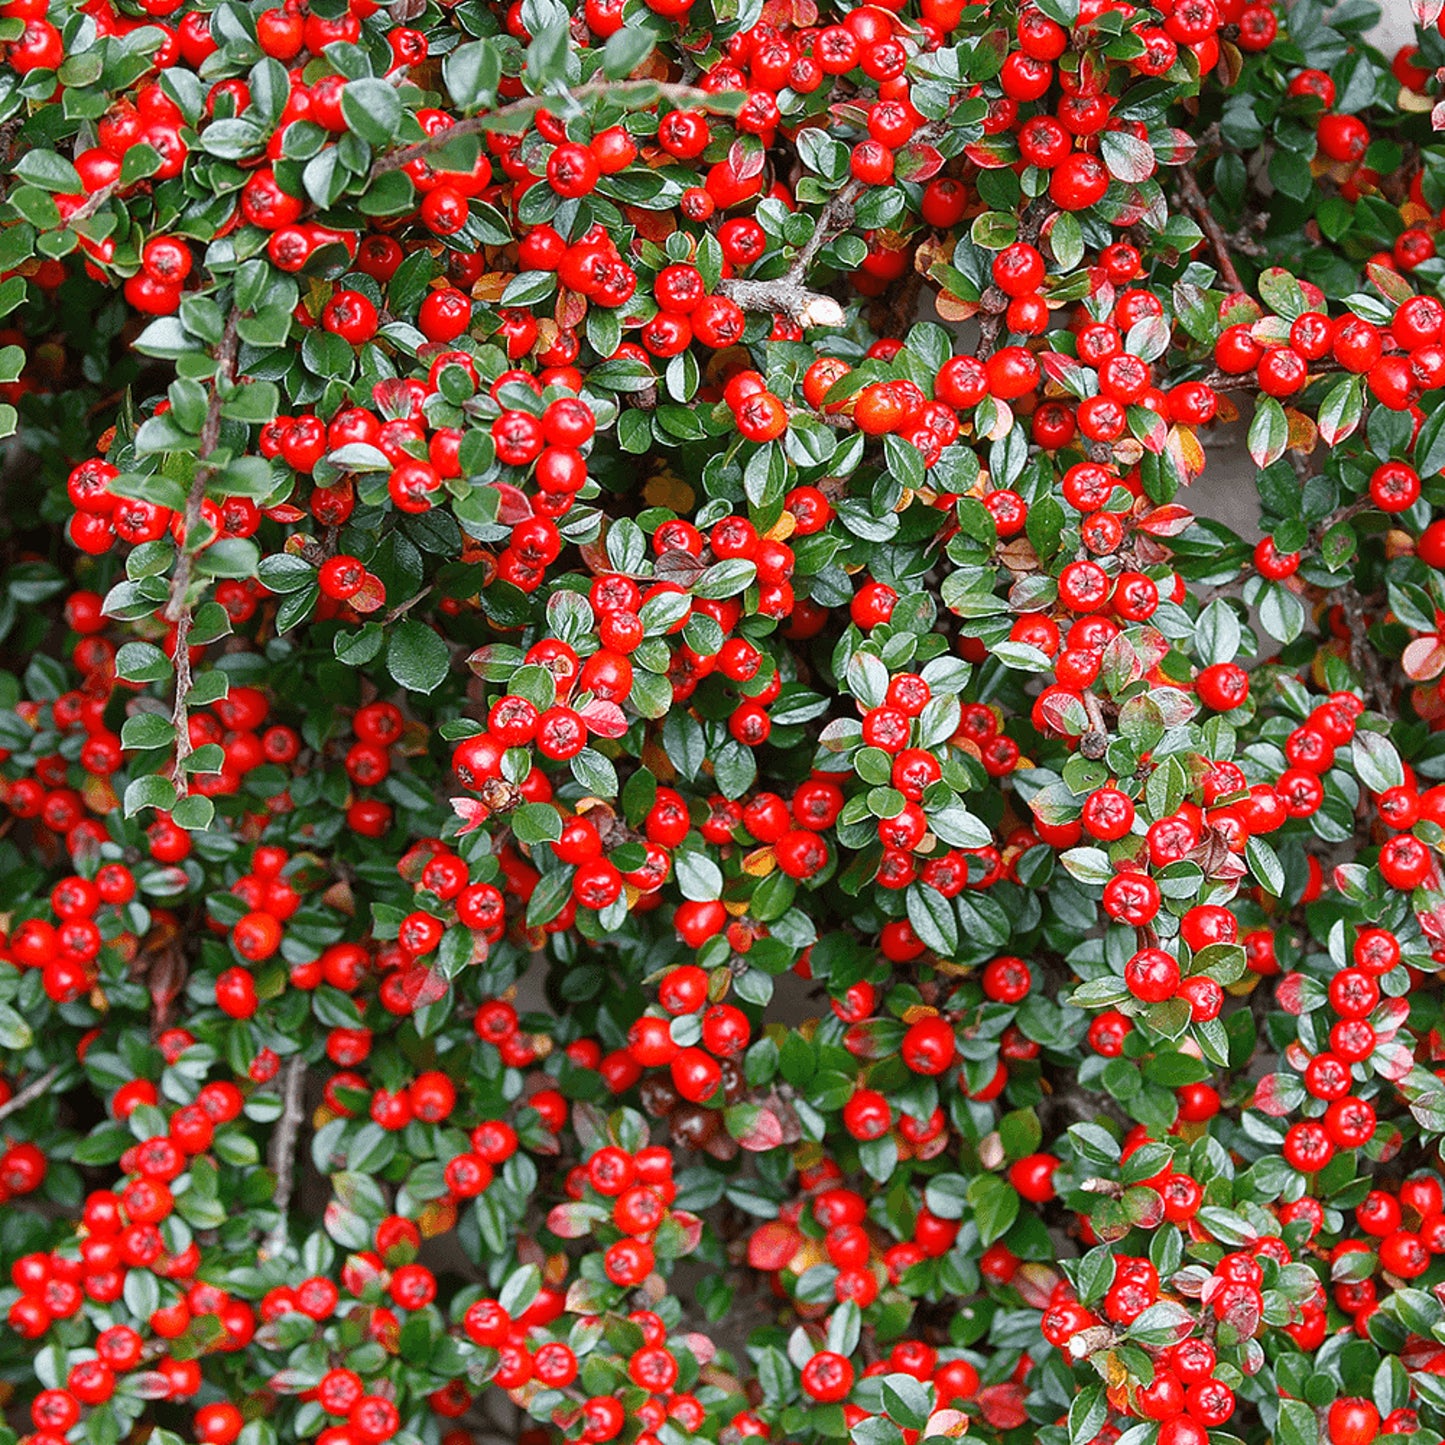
[370,81,732,177]
[1340,584,1392,716]
[716,180,866,324]
[1080,692,1109,759]
[1312,496,1372,545]
[788,176,867,282]
[1178,167,1243,295]
[720,116,950,322]
[382,584,434,625]
[65,182,121,228]
[167,308,241,783]
[716,275,845,327]
[261,1055,307,1261]
[0,1067,60,1124]
[976,288,1007,363]
[1189,360,1346,395]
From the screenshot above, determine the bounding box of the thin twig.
[1340,585,1392,716]
[382,584,434,625]
[1178,167,1243,295]
[1080,692,1109,760]
[1187,360,1346,395]
[0,1067,60,1125]
[64,182,121,228]
[370,81,730,176]
[714,181,866,323]
[1312,496,1372,545]
[261,1055,307,1261]
[167,308,242,781]
[790,178,867,281]
[719,117,950,324]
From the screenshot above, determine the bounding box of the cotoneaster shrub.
[6,1,1445,1445]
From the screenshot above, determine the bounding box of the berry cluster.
[8,0,1445,1444]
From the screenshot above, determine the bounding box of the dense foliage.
[9,0,1445,1444]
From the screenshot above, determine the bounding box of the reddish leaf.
[1039,350,1092,398]
[547,1202,607,1238]
[977,1383,1029,1430]
[1132,505,1190,534]
[1403,635,1445,682]
[1367,260,1416,306]
[1128,404,1168,455]
[669,1210,705,1254]
[923,1409,971,1440]
[728,136,765,181]
[1374,996,1411,1042]
[1274,972,1307,1015]
[681,1331,717,1366]
[1251,1074,1297,1117]
[371,378,425,419]
[1373,1042,1415,1083]
[349,573,388,614]
[266,1370,314,1396]
[397,964,453,1009]
[747,1220,801,1270]
[734,1106,786,1152]
[964,137,1017,169]
[1218,292,1263,326]
[493,481,534,525]
[895,142,944,183]
[450,797,491,835]
[579,699,628,738]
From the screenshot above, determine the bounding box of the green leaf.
[121,714,176,751]
[114,641,172,683]
[1247,396,1288,468]
[342,79,404,146]
[120,143,163,185]
[1258,583,1305,644]
[1317,375,1363,446]
[967,1173,1018,1245]
[1069,1386,1107,1445]
[880,1375,931,1431]
[501,270,556,307]
[512,802,563,845]
[1352,732,1404,794]
[1277,1399,1317,1445]
[602,26,653,77]
[905,884,957,956]
[1256,267,1306,322]
[1245,835,1284,898]
[14,149,81,193]
[444,39,501,112]
[1050,211,1084,271]
[124,774,177,818]
[171,794,214,831]
[970,210,1017,249]
[525,21,570,86]
[1100,130,1155,183]
[335,625,385,666]
[387,620,450,695]
[0,1004,32,1050]
[571,747,617,797]
[1268,149,1313,201]
[257,555,315,593]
